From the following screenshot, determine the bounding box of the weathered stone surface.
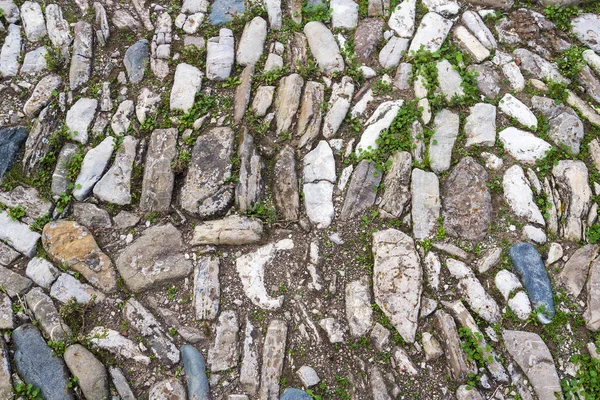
[355,18,384,62]
[408,12,453,54]
[503,330,561,399]
[434,310,475,380]
[509,243,555,323]
[355,100,403,155]
[259,319,288,400]
[64,344,110,400]
[25,287,71,341]
[194,256,219,320]
[304,141,335,229]
[341,160,381,220]
[462,11,496,50]
[411,168,440,240]
[429,109,459,173]
[297,366,320,387]
[182,345,211,400]
[26,257,60,289]
[557,245,598,298]
[208,310,239,372]
[513,48,569,85]
[21,2,47,41]
[388,0,415,38]
[503,165,544,225]
[116,224,193,292]
[233,65,254,123]
[322,76,355,138]
[274,73,304,135]
[572,13,600,52]
[453,25,489,63]
[274,145,299,221]
[0,1,20,23]
[69,21,92,90]
[0,186,52,220]
[552,160,591,242]
[149,378,187,400]
[124,39,149,83]
[0,210,40,257]
[379,151,411,219]
[499,127,551,164]
[499,94,537,129]
[72,137,115,201]
[208,0,244,24]
[42,221,116,292]
[236,132,263,211]
[94,136,138,205]
[45,6,71,54]
[373,229,422,343]
[346,277,373,337]
[252,85,275,117]
[465,103,496,146]
[66,98,97,144]
[0,265,32,298]
[379,36,409,69]
[331,0,358,29]
[297,81,324,149]
[50,273,106,304]
[22,107,59,175]
[0,338,11,400]
[319,318,344,343]
[0,24,21,77]
[237,17,267,66]
[88,327,150,365]
[240,318,260,394]
[0,293,12,330]
[436,59,464,100]
[304,21,344,74]
[206,28,234,80]
[23,74,62,118]
[443,157,491,241]
[191,215,263,245]
[170,63,202,112]
[584,257,600,331]
[140,128,178,212]
[13,324,74,400]
[467,62,501,99]
[51,144,79,197]
[236,239,293,309]
[110,100,134,135]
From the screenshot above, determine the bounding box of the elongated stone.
[0,24,21,77]
[25,287,71,341]
[64,344,109,400]
[73,136,116,201]
[236,131,263,212]
[240,318,260,394]
[379,151,411,219]
[0,338,11,400]
[88,327,150,365]
[340,160,381,220]
[194,257,220,321]
[274,146,299,221]
[584,257,600,331]
[0,210,40,257]
[259,319,288,400]
[297,81,324,149]
[355,100,404,155]
[304,21,344,74]
[208,310,239,372]
[408,12,452,54]
[274,73,304,135]
[429,109,459,173]
[323,76,354,138]
[69,21,93,90]
[346,277,373,337]
[94,135,138,205]
[411,169,440,240]
[182,345,211,400]
[552,160,591,242]
[433,310,475,381]
[140,128,178,212]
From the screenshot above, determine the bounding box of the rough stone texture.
[355,18,385,63]
[274,73,304,135]
[69,22,93,90]
[274,145,300,221]
[531,96,584,154]
[233,65,254,123]
[21,2,47,42]
[0,24,21,77]
[372,229,422,343]
[499,127,552,164]
[453,25,489,63]
[304,21,344,74]
[297,81,324,149]
[64,344,110,400]
[182,345,211,400]
[66,98,97,144]
[25,287,70,341]
[0,338,11,400]
[442,157,492,241]
[51,144,79,197]
[208,310,239,372]
[88,327,150,365]
[433,310,475,380]
[571,13,600,52]
[124,40,149,83]
[467,62,501,99]
[499,94,538,129]
[503,330,562,399]
[194,256,220,320]
[73,136,116,201]
[140,128,178,212]
[0,185,52,220]
[170,63,202,112]
[259,319,288,400]
[341,160,381,220]
[557,245,598,298]
[42,221,116,292]
[149,378,187,400]
[237,17,267,66]
[411,168,440,240]
[206,28,234,81]
[50,273,106,304]
[408,12,453,53]
[116,224,193,292]
[26,258,60,289]
[552,160,591,242]
[331,0,358,29]
[584,257,600,331]
[503,165,544,225]
[355,100,404,155]
[379,151,411,219]
[513,48,569,85]
[191,215,263,245]
[388,0,415,38]
[240,318,260,394]
[429,109,459,173]
[0,210,40,258]
[323,76,355,138]
[465,103,496,146]
[94,135,138,205]
[345,277,373,337]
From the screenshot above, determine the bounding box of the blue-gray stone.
[181,344,210,400]
[509,243,555,323]
[124,40,149,84]
[208,0,245,25]
[0,126,27,180]
[281,388,312,400]
[12,324,74,400]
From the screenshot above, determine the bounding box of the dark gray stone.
[509,243,555,324]
[182,345,211,400]
[208,0,245,25]
[12,324,74,400]
[467,62,501,99]
[124,40,150,84]
[354,19,384,63]
[0,127,27,180]
[340,160,381,220]
[281,388,312,400]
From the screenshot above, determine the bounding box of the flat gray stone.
[64,344,110,400]
[139,128,178,212]
[411,168,440,240]
[66,98,98,144]
[429,109,459,173]
[73,136,116,201]
[94,135,138,205]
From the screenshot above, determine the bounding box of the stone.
[531,96,584,154]
[94,136,138,205]
[175,13,204,34]
[584,49,600,76]
[194,256,219,321]
[388,0,415,38]
[20,46,48,74]
[259,319,287,400]
[446,259,501,324]
[13,325,73,400]
[456,386,484,400]
[433,310,475,380]
[572,14,600,52]
[584,257,600,331]
[566,89,600,127]
[252,86,275,117]
[379,151,411,219]
[464,103,496,147]
[503,330,562,399]
[264,0,282,29]
[552,160,591,242]
[23,74,62,117]
[394,62,413,90]
[110,100,134,135]
[523,225,546,244]
[240,318,260,394]
[25,287,71,341]
[116,224,192,292]
[422,332,443,361]
[369,366,391,399]
[453,25,489,63]
[379,36,409,69]
[393,346,418,375]
[182,345,211,400]
[467,62,501,99]
[513,48,569,85]
[429,109,459,173]
[69,21,92,90]
[26,258,60,289]
[22,107,59,175]
[370,323,390,350]
[94,3,110,46]
[113,211,139,230]
[0,338,11,400]
[191,215,263,245]
[0,293,12,330]
[233,65,254,123]
[0,265,32,298]
[340,160,381,220]
[503,165,544,225]
[331,0,358,29]
[236,132,263,212]
[237,19,266,64]
[304,141,335,229]
[498,94,537,130]
[557,245,598,298]
[64,344,109,400]
[354,19,384,62]
[136,88,161,124]
[274,73,304,134]
[297,81,324,149]
[436,59,464,100]
[170,63,202,112]
[180,127,234,216]
[498,127,552,164]
[509,243,555,323]
[297,366,320,387]
[66,98,97,144]
[182,0,209,14]
[322,76,355,138]
[123,298,179,365]
[88,327,150,364]
[51,144,79,196]
[50,273,105,304]
[0,1,20,23]
[0,186,52,221]
[443,157,492,241]
[281,388,311,400]
[0,210,40,257]
[109,367,136,400]
[274,146,299,221]
[140,128,178,212]
[124,40,150,84]
[355,100,403,155]
[208,0,244,25]
[206,28,234,80]
[208,310,239,372]
[73,136,116,201]
[372,229,422,343]
[0,24,21,77]
[0,242,19,266]
[411,168,440,240]
[319,318,344,343]
[236,239,293,309]
[149,378,187,400]
[408,12,453,54]
[304,21,344,74]
[461,11,496,50]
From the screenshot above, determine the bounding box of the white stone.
[170,63,202,112]
[583,49,600,77]
[88,327,150,364]
[20,46,47,74]
[237,17,267,66]
[499,94,537,130]
[94,136,138,205]
[0,24,21,77]
[508,291,532,320]
[206,28,234,81]
[411,169,440,240]
[264,0,282,29]
[461,11,496,50]
[0,211,40,257]
[66,98,98,144]
[319,318,344,343]
[503,165,545,225]
[498,127,552,164]
[465,103,496,146]
[379,37,409,69]
[21,1,46,41]
[345,278,373,337]
[73,136,116,201]
[494,270,522,301]
[422,0,459,16]
[110,100,134,135]
[297,366,320,387]
[388,0,416,38]
[323,76,354,138]
[429,109,459,173]
[546,243,563,266]
[26,257,59,288]
[50,273,106,304]
[331,0,358,29]
[523,225,546,244]
[436,59,464,100]
[502,62,525,92]
[453,25,489,63]
[304,21,344,74]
